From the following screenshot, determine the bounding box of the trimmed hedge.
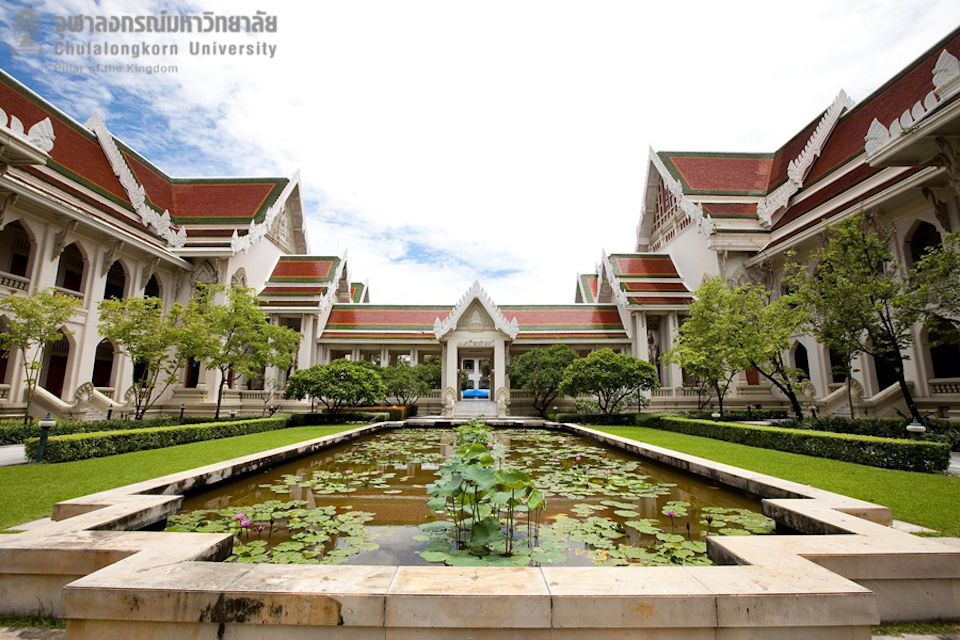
[779,416,960,451]
[682,409,790,421]
[345,405,415,420]
[24,417,291,463]
[646,416,950,473]
[554,413,645,426]
[0,415,250,445]
[285,412,389,427]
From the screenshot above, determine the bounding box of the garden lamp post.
[906,418,926,439]
[179,403,186,422]
[36,412,55,463]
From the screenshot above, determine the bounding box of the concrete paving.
[0,445,27,467]
[948,451,960,476]
[0,627,957,639]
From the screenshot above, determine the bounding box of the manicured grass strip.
[595,426,960,537]
[24,416,291,463]
[0,425,356,532]
[872,621,960,636]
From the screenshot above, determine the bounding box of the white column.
[493,338,506,401]
[443,341,459,397]
[633,312,648,361]
[72,243,107,398]
[666,311,683,388]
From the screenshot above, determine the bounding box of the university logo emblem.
[12,8,42,55]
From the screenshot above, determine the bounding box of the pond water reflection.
[168,428,773,566]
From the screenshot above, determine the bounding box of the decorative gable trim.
[649,148,706,221]
[0,103,54,155]
[87,112,186,248]
[232,170,300,254]
[757,90,854,227]
[864,49,960,160]
[433,280,519,340]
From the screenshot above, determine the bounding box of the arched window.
[828,348,848,384]
[91,339,117,388]
[929,320,960,379]
[40,330,71,398]
[103,261,126,300]
[144,274,161,299]
[906,221,942,268]
[792,343,811,380]
[0,316,11,385]
[55,243,85,293]
[0,221,32,280]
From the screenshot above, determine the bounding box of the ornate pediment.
[433,281,519,340]
[757,90,854,226]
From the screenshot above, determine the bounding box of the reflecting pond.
[167,427,774,567]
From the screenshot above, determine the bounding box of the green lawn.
[0,425,356,532]
[596,426,960,537]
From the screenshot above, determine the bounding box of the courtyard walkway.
[0,445,26,467]
[0,627,957,638]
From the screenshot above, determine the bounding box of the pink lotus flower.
[344,469,353,475]
[240,519,252,528]
[235,513,247,521]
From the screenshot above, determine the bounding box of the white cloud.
[3,0,958,304]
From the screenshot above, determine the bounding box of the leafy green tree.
[559,348,658,415]
[786,213,925,422]
[418,355,442,390]
[380,362,431,407]
[506,344,579,417]
[0,288,82,422]
[914,229,960,330]
[98,296,189,420]
[735,284,810,419]
[663,277,751,417]
[284,359,386,414]
[183,284,301,418]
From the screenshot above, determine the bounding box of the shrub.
[554,412,661,426]
[345,405,411,421]
[0,415,249,445]
[682,409,790,422]
[647,416,950,473]
[778,416,960,450]
[24,417,291,463]
[285,411,388,427]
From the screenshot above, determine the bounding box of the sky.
[1,1,958,305]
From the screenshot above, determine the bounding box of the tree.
[559,348,658,415]
[786,213,925,423]
[914,229,960,330]
[380,362,431,407]
[735,284,810,419]
[284,359,386,413]
[0,288,82,422]
[506,345,579,417]
[98,296,190,420]
[418,355,442,390]
[663,277,751,417]
[183,284,301,418]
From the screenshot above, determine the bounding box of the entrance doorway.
[460,356,491,399]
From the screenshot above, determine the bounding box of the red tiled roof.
[326,306,446,331]
[0,73,132,209]
[628,296,694,306]
[267,257,339,283]
[260,285,327,296]
[122,148,286,224]
[701,202,758,218]
[501,306,625,331]
[803,32,960,189]
[610,255,681,278]
[667,154,773,194]
[621,282,689,293]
